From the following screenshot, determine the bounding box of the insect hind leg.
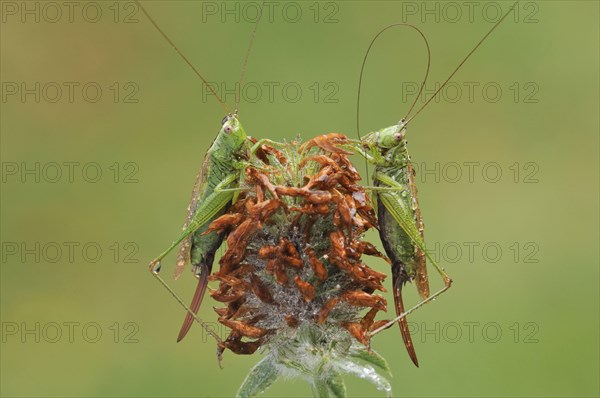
[369,170,453,336]
[148,173,240,275]
[150,271,222,344]
[369,281,451,337]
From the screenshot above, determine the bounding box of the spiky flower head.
[204,134,393,397]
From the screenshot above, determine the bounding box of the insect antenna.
[405,1,518,126]
[356,24,432,184]
[137,0,227,344]
[235,0,266,115]
[135,0,230,114]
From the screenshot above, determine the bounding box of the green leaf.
[280,358,312,376]
[336,360,392,397]
[349,347,391,376]
[326,372,347,398]
[311,379,330,398]
[237,356,280,398]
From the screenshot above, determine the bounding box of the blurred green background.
[1,1,598,397]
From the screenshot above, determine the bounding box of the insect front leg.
[343,140,387,166]
[250,138,286,155]
[213,172,249,194]
[230,158,274,175]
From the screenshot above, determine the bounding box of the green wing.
[174,155,212,279]
[375,172,440,270]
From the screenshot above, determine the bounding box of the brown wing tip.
[173,266,185,281]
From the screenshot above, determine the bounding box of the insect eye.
[394,133,403,141]
[224,125,232,133]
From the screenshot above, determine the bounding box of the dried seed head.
[203,135,389,361]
